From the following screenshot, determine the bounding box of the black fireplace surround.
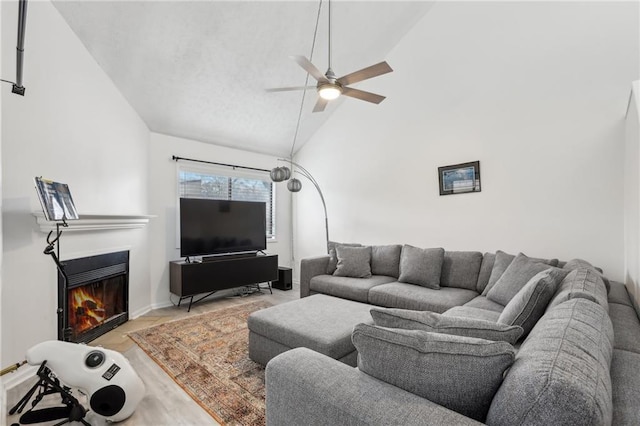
[58,250,129,343]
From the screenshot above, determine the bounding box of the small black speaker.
[273,267,292,291]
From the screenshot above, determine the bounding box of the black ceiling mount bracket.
[12,83,25,96]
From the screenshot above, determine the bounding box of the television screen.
[180,198,267,257]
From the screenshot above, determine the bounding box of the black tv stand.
[170,253,278,311]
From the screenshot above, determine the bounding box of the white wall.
[1,1,150,366]
[0,1,4,416]
[148,132,292,307]
[294,1,638,282]
[625,81,640,306]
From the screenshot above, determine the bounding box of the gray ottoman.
[248,294,375,367]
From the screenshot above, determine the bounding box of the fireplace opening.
[58,251,129,343]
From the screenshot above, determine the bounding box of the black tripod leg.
[9,361,49,415]
[9,376,46,415]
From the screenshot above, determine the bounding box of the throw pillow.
[486,253,559,306]
[482,251,516,296]
[352,323,516,421]
[482,251,558,296]
[440,251,484,290]
[476,252,496,293]
[333,245,372,278]
[497,268,568,337]
[326,241,362,274]
[370,307,523,345]
[398,245,444,289]
[371,244,402,278]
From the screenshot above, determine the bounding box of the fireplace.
[58,251,129,343]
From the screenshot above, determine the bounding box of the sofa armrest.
[265,347,483,426]
[299,255,330,298]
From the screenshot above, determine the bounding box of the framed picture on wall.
[438,161,481,196]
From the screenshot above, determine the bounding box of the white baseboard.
[1,363,38,416]
[150,301,174,310]
[129,305,152,319]
[129,301,173,320]
[1,365,37,391]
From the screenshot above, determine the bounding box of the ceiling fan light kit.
[318,82,342,100]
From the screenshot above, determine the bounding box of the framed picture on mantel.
[438,161,481,196]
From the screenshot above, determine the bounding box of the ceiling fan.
[267,0,393,113]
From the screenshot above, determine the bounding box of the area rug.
[129,300,272,426]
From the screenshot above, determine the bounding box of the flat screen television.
[180,198,267,257]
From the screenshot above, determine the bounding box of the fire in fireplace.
[58,251,129,343]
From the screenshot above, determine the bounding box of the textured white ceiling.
[51,1,433,156]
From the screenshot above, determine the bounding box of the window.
[178,167,275,239]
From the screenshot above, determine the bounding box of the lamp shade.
[270,167,287,182]
[282,166,292,180]
[287,178,302,192]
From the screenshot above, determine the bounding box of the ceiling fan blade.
[291,55,329,83]
[312,97,329,113]
[266,86,316,93]
[337,61,393,86]
[342,87,386,104]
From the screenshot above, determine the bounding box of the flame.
[69,286,106,334]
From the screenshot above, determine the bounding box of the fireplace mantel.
[33,212,154,232]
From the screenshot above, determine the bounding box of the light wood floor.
[6,283,299,426]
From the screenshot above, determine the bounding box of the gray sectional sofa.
[265,243,640,425]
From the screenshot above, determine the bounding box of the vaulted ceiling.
[52,1,434,157]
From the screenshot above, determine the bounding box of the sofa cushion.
[609,302,640,354]
[563,258,610,292]
[248,294,375,362]
[398,245,444,289]
[352,323,515,422]
[371,244,402,278]
[486,253,558,306]
[486,298,614,426]
[368,282,477,313]
[310,275,396,303]
[476,252,495,293]
[497,268,567,337]
[334,245,372,278]
[608,281,633,307]
[440,251,483,291]
[370,308,523,344]
[442,306,501,322]
[463,296,504,313]
[547,267,609,313]
[326,241,362,274]
[611,349,640,426]
[482,251,558,296]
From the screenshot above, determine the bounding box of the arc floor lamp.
[269,0,330,254]
[270,160,329,253]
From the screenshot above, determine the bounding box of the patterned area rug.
[129,300,272,426]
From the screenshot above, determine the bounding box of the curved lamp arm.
[278,158,329,253]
